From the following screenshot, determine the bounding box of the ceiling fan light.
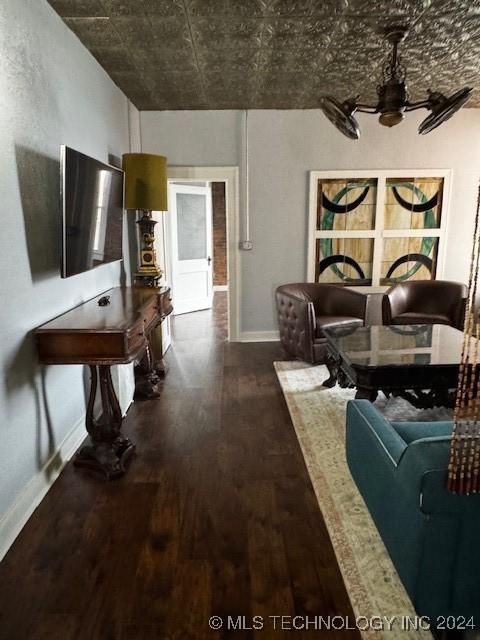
[319,26,474,139]
[419,86,473,135]
[320,95,361,139]
[379,110,404,127]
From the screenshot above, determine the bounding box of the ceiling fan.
[320,26,473,140]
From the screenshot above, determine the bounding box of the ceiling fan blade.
[320,96,361,140]
[418,87,473,135]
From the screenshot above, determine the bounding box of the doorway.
[156,166,239,344]
[169,182,214,315]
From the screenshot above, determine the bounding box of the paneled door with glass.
[168,184,213,315]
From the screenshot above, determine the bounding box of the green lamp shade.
[122,153,168,211]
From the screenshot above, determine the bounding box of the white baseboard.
[0,415,86,561]
[239,330,280,342]
[213,285,228,292]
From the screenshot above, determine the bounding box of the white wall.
[140,109,480,333]
[0,0,132,539]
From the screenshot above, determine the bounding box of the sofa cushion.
[315,316,362,338]
[347,400,408,465]
[393,312,451,325]
[392,421,453,444]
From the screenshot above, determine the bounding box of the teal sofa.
[346,400,480,625]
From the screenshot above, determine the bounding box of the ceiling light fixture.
[320,26,473,140]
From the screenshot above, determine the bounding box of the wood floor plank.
[246,481,295,635]
[0,293,360,639]
[164,560,212,640]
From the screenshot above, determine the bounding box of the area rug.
[274,361,442,640]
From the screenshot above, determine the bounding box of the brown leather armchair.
[275,283,368,364]
[382,280,467,330]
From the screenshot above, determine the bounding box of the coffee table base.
[322,323,463,411]
[324,352,455,409]
[355,387,379,402]
[388,388,455,409]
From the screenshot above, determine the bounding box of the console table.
[35,286,173,479]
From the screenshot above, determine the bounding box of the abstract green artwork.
[316,176,444,287]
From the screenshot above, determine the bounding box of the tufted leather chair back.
[275,283,367,364]
[276,286,316,362]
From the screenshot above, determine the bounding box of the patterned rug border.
[274,361,433,640]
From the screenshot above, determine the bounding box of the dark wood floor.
[0,293,359,640]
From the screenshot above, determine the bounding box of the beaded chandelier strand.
[448,184,480,494]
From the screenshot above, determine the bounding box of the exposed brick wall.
[212,182,227,286]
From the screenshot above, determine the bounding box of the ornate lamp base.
[136,209,163,288]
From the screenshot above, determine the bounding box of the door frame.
[166,166,240,341]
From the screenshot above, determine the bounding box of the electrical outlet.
[239,240,253,250]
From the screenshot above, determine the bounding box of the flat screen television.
[61,145,124,278]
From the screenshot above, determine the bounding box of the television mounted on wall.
[61,145,124,278]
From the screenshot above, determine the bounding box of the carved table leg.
[434,387,456,409]
[150,322,167,378]
[397,387,455,409]
[74,365,135,479]
[322,351,339,388]
[134,338,161,399]
[355,386,378,402]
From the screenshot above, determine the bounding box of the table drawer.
[143,299,159,331]
[36,331,128,363]
[126,319,147,356]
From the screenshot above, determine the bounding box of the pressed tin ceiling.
[47,0,480,110]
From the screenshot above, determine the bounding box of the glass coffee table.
[323,324,468,408]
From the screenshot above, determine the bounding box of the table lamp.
[122,153,168,287]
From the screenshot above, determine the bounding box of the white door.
[169,184,213,315]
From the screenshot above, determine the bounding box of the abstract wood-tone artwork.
[316,237,374,286]
[311,172,447,288]
[317,179,377,231]
[316,178,376,286]
[380,177,443,286]
[384,178,443,230]
[381,237,439,285]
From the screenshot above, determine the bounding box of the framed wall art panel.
[308,170,450,291]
